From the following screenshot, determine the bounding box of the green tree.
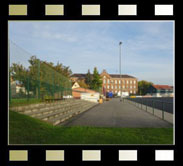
[90,67,102,91]
[54,62,72,77]
[10,63,27,85]
[77,80,89,89]
[85,69,93,88]
[138,80,153,95]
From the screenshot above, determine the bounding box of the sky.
[9,21,174,85]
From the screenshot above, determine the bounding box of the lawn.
[9,111,173,144]
[9,98,43,107]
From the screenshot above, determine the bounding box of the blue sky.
[9,21,174,85]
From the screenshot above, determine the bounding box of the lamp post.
[119,41,122,101]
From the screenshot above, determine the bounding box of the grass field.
[9,111,173,144]
[9,98,43,107]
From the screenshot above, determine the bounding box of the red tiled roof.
[152,85,173,90]
[72,87,96,93]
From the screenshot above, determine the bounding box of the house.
[147,85,174,97]
[72,82,80,89]
[10,81,27,97]
[72,87,99,102]
[72,87,97,99]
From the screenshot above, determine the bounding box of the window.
[115,80,117,84]
[134,85,136,89]
[115,86,117,89]
[111,85,113,89]
[103,76,106,79]
[107,85,110,89]
[130,90,132,94]
[111,80,113,83]
[134,80,136,84]
[134,91,136,94]
[119,80,121,84]
[103,79,106,84]
[130,86,132,89]
[119,86,121,89]
[130,80,132,84]
[123,85,125,89]
[126,80,129,84]
[108,79,110,83]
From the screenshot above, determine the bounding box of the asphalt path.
[63,98,172,128]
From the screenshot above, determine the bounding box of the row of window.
[103,79,136,84]
[104,85,136,89]
[108,90,136,94]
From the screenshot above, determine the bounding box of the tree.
[77,80,89,89]
[90,67,102,91]
[85,69,93,88]
[10,63,27,85]
[54,62,72,77]
[138,80,153,95]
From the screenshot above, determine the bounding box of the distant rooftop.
[71,73,136,79]
[152,85,173,90]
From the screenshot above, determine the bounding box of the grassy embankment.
[9,98,43,107]
[9,111,173,144]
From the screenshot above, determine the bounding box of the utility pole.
[119,41,122,101]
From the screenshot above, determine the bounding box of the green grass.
[9,111,173,144]
[10,98,43,107]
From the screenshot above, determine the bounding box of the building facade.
[147,85,173,97]
[71,70,138,95]
[100,70,138,95]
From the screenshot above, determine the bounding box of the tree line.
[10,56,72,97]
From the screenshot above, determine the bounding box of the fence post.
[52,72,55,99]
[9,72,11,104]
[27,75,30,101]
[152,100,154,115]
[146,100,147,111]
[8,40,12,104]
[162,102,164,120]
[37,59,40,99]
[141,98,142,109]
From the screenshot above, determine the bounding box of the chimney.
[102,69,107,73]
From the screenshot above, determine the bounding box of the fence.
[125,97,173,121]
[9,40,72,105]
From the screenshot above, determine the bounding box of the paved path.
[62,98,173,128]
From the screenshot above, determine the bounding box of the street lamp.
[119,41,122,101]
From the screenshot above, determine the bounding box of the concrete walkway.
[63,98,173,128]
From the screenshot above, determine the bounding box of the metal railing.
[125,97,173,120]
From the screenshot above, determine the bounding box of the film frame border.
[0,0,181,166]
